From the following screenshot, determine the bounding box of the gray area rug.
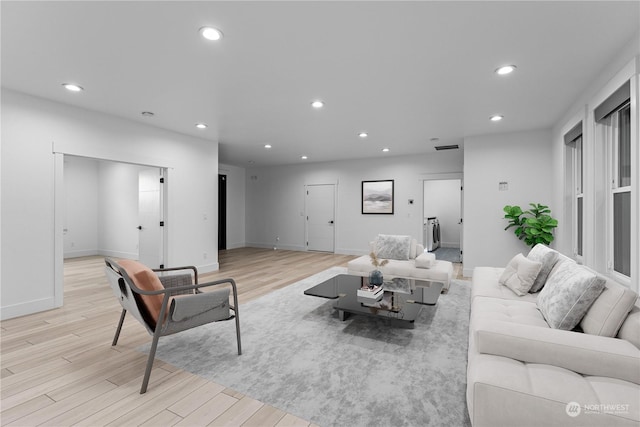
[141,268,471,427]
[432,247,461,263]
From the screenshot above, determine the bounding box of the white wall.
[1,89,219,320]
[63,156,99,257]
[245,151,464,255]
[63,157,159,260]
[423,179,461,248]
[550,34,639,292]
[463,129,553,276]
[219,163,246,249]
[98,161,157,259]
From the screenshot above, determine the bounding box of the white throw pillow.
[375,234,411,260]
[526,244,560,293]
[537,262,606,330]
[415,252,435,269]
[499,253,543,296]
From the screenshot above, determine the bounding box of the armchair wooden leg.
[230,280,242,355]
[141,328,162,394]
[112,309,127,346]
[234,308,242,355]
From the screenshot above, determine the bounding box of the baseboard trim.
[225,242,246,250]
[64,249,99,259]
[198,262,220,274]
[247,242,306,251]
[98,250,138,259]
[1,297,59,320]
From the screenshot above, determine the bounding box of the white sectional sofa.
[347,234,453,292]
[468,245,640,426]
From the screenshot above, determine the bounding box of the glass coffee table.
[304,274,443,328]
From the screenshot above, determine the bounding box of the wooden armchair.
[104,258,241,393]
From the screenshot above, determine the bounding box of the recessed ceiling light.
[301,155,308,160]
[311,100,324,109]
[199,27,223,41]
[490,115,504,122]
[195,123,207,129]
[358,132,368,138]
[141,111,155,117]
[264,144,272,149]
[495,65,517,75]
[62,83,83,92]
[382,148,390,152]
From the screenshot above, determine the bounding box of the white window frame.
[606,103,632,282]
[573,136,584,262]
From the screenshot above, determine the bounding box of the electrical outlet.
[203,252,207,259]
[276,236,280,241]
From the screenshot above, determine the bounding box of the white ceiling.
[2,1,638,167]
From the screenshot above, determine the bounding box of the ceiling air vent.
[434,144,459,151]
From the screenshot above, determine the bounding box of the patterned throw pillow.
[499,253,543,296]
[537,261,606,330]
[375,234,411,260]
[526,244,560,293]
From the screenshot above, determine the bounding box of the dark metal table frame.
[304,274,443,328]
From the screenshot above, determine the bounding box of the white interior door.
[138,168,163,268]
[306,184,335,252]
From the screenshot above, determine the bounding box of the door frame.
[54,152,169,307]
[421,172,464,259]
[304,183,337,253]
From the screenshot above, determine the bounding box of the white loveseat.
[347,234,454,292]
[468,246,640,426]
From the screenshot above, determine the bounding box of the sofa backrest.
[618,303,640,349]
[579,272,638,338]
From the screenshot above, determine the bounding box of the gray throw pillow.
[537,262,606,330]
[526,244,560,293]
[375,234,411,260]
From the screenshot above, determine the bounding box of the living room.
[1,1,639,426]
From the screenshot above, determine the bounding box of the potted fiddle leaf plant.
[503,203,558,247]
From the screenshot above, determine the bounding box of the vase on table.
[369,269,383,288]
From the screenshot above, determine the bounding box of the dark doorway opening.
[218,174,227,250]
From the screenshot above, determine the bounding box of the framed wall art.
[362,180,394,214]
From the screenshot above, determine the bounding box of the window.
[610,103,631,276]
[595,80,632,279]
[564,122,583,259]
[575,136,584,257]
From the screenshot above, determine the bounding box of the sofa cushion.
[409,238,417,259]
[118,259,165,329]
[471,297,549,329]
[467,353,640,426]
[471,267,538,303]
[499,253,542,296]
[415,252,435,268]
[580,276,638,337]
[618,305,640,349]
[526,244,560,293]
[375,234,411,260]
[537,261,606,330]
[474,319,640,385]
[347,256,453,290]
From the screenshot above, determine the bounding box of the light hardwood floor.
[1,248,464,426]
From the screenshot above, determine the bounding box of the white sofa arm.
[474,319,640,384]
